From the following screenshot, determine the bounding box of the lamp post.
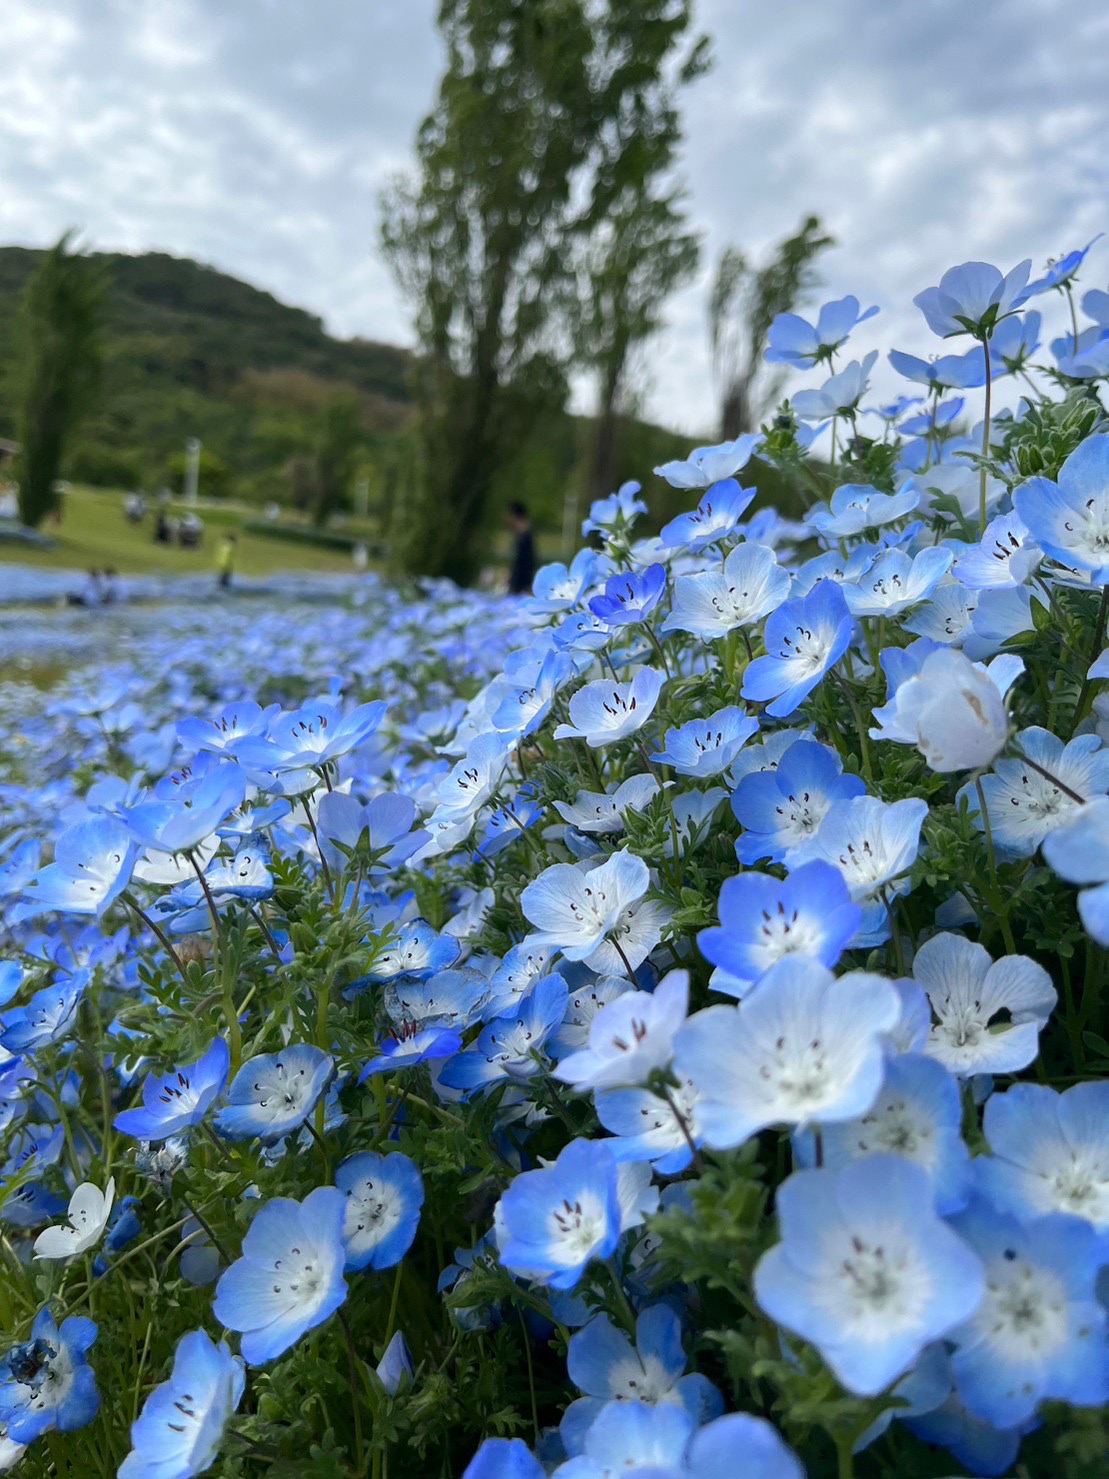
[184,437,202,505]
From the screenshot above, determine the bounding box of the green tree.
[381,0,595,583]
[708,215,834,439]
[13,231,104,527]
[312,391,362,528]
[574,0,708,507]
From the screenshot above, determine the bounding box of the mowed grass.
[0,487,367,577]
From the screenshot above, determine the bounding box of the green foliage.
[12,232,105,527]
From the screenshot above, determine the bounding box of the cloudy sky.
[4,0,1107,433]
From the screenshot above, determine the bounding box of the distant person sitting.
[506,501,536,596]
[68,568,103,608]
[216,533,237,589]
[154,509,171,544]
[101,568,119,604]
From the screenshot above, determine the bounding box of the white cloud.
[1,0,1105,439]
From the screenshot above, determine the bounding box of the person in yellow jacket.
[216,533,237,589]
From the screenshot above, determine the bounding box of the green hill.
[0,246,804,542]
[0,247,415,503]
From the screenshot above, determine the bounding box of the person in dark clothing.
[506,500,537,595]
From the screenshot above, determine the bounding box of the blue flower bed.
[1,248,1108,1478]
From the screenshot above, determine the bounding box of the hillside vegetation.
[0,246,806,546]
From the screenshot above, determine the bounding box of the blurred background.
[0,0,1105,586]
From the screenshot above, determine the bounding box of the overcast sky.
[4,0,1107,434]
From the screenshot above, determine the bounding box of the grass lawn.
[0,487,366,577]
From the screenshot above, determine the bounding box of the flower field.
[1,249,1109,1479]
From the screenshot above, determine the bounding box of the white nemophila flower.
[521,849,650,963]
[553,971,688,1092]
[33,1179,115,1260]
[553,668,664,748]
[870,647,1018,773]
[673,958,900,1148]
[549,975,631,1057]
[911,932,1056,1077]
[553,775,660,835]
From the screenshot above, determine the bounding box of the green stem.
[978,335,992,534]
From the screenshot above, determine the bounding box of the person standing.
[216,532,237,589]
[506,501,536,595]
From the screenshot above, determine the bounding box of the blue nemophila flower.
[957,725,1109,858]
[765,295,878,370]
[213,1186,348,1363]
[532,548,610,611]
[588,565,667,628]
[495,1139,623,1289]
[198,846,274,901]
[0,1184,67,1230]
[432,732,513,822]
[651,707,758,779]
[1,972,87,1054]
[841,546,953,618]
[945,1199,1109,1428]
[553,775,659,836]
[1025,236,1103,296]
[660,543,790,639]
[115,1037,230,1141]
[492,651,576,741]
[595,1075,703,1175]
[790,352,877,421]
[914,258,1032,338]
[234,699,387,780]
[1042,795,1109,943]
[316,791,428,875]
[521,849,649,964]
[0,1307,99,1443]
[215,1045,334,1144]
[674,958,899,1149]
[375,1330,414,1395]
[582,480,648,538]
[118,1329,245,1479]
[1013,434,1109,578]
[786,794,929,943]
[123,764,247,855]
[358,1027,463,1080]
[899,395,965,436]
[988,310,1042,374]
[1055,327,1109,378]
[554,1398,693,1477]
[350,920,461,990]
[732,738,866,865]
[888,345,988,391]
[755,1156,984,1397]
[657,479,756,552]
[23,816,137,918]
[463,1437,545,1479]
[907,1393,1032,1478]
[677,1413,804,1479]
[484,942,561,1017]
[562,1303,720,1456]
[553,970,687,1092]
[388,966,489,1029]
[653,434,762,491]
[334,1151,423,1272]
[697,860,862,994]
[800,1052,972,1215]
[549,973,632,1058]
[553,668,664,748]
[807,483,919,541]
[741,581,854,719]
[978,1081,1109,1230]
[177,698,277,756]
[870,646,1016,773]
[910,932,1056,1077]
[441,975,569,1095]
[951,511,1042,590]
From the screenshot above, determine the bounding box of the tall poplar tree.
[14,232,104,528]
